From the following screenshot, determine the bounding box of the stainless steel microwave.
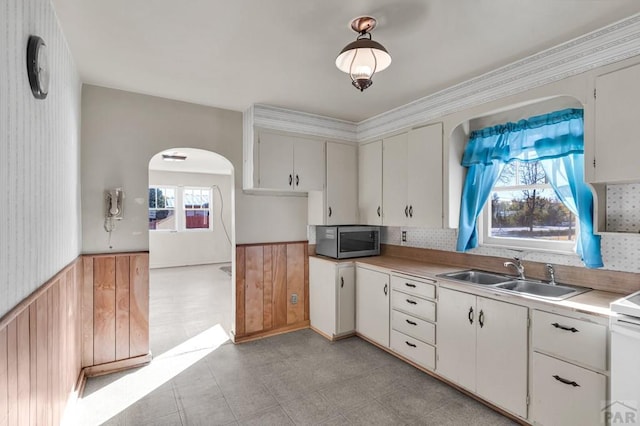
[315,226,380,259]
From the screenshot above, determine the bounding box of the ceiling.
[149,148,233,175]
[52,0,640,122]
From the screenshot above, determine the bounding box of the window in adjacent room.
[148,186,176,230]
[183,187,211,230]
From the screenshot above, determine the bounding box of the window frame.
[479,162,578,254]
[148,186,177,232]
[182,187,213,232]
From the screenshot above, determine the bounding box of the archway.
[147,148,235,354]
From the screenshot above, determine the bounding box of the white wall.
[148,171,232,268]
[0,0,82,318]
[81,85,308,254]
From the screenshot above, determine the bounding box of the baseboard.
[310,326,356,342]
[233,321,310,344]
[82,353,153,379]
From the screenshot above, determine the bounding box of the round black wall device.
[26,35,49,99]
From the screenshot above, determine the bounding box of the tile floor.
[75,264,516,426]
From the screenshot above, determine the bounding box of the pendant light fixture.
[336,16,391,92]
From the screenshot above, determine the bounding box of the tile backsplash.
[308,183,640,273]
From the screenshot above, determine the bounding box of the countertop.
[312,254,625,319]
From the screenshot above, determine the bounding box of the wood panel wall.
[82,253,150,368]
[235,242,309,342]
[0,259,82,426]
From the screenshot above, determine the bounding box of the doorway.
[147,148,235,355]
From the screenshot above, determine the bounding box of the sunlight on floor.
[70,324,230,426]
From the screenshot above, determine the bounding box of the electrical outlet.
[402,231,407,243]
[291,293,298,304]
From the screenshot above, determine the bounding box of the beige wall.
[81,85,308,254]
[0,0,82,318]
[148,170,233,268]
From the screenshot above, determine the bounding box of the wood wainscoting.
[81,252,151,373]
[0,258,82,426]
[235,242,309,342]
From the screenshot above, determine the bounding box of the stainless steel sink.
[494,280,590,300]
[439,270,512,285]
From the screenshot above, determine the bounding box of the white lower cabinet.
[530,309,608,426]
[437,287,528,418]
[309,257,355,339]
[355,266,390,347]
[531,352,606,426]
[389,273,438,371]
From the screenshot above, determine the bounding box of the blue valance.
[462,109,585,166]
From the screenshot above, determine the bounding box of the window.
[183,187,211,230]
[481,159,577,252]
[148,187,176,230]
[149,186,212,231]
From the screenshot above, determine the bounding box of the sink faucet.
[546,264,556,286]
[504,257,525,280]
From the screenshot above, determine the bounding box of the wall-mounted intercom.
[105,188,124,220]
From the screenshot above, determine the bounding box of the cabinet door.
[382,133,409,226]
[476,297,528,418]
[258,131,294,190]
[437,287,476,391]
[293,138,325,191]
[309,257,337,337]
[337,265,355,335]
[326,142,358,225]
[407,124,442,228]
[355,267,390,347]
[594,63,640,183]
[359,140,383,225]
[531,352,606,426]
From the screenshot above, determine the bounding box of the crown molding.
[246,104,358,142]
[357,13,640,141]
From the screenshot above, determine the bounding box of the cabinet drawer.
[531,352,606,426]
[391,274,436,300]
[532,310,607,370]
[391,291,436,322]
[391,310,435,345]
[390,329,435,371]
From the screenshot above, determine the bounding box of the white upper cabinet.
[308,142,358,225]
[592,62,640,183]
[257,130,325,191]
[382,133,409,226]
[358,140,383,225]
[382,123,443,227]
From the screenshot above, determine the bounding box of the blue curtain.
[456,108,603,267]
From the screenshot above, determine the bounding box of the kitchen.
[3,1,640,425]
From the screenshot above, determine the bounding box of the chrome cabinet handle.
[296,174,299,186]
[553,375,580,387]
[552,323,579,333]
[289,174,293,186]
[340,277,344,288]
[405,341,417,348]
[468,307,474,324]
[479,310,485,328]
[377,206,381,217]
[409,205,413,218]
[383,283,388,295]
[405,205,409,217]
